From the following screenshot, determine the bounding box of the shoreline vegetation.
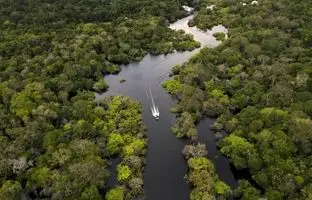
[163,0,312,199]
[0,0,200,199]
[164,5,233,199]
[183,143,231,199]
[0,0,311,199]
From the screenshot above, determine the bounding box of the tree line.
[0,0,198,199]
[163,0,312,199]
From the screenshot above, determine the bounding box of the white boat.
[151,105,160,120]
[182,5,194,13]
[149,88,159,120]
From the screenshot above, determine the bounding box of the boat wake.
[147,88,159,120]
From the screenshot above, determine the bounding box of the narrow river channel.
[96,14,236,200]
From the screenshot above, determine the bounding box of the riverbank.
[96,13,234,199]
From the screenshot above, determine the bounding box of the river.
[96,14,236,200]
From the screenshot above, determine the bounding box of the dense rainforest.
[1,0,312,199]
[163,0,312,199]
[0,0,199,199]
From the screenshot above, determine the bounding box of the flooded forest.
[0,0,312,200]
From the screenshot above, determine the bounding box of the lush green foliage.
[106,187,124,200]
[0,0,200,99]
[0,90,146,199]
[0,0,202,198]
[117,164,132,182]
[162,79,183,96]
[166,0,312,199]
[172,112,198,139]
[183,143,231,199]
[213,32,226,41]
[93,79,109,93]
[0,181,22,200]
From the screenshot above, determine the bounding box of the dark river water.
[96,15,236,200]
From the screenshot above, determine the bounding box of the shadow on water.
[107,157,122,189]
[196,118,237,188]
[96,14,233,199]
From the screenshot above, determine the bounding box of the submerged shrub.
[162,79,183,96]
[182,143,208,159]
[106,187,124,200]
[117,164,132,182]
[172,112,197,139]
[213,32,226,41]
[93,79,109,93]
